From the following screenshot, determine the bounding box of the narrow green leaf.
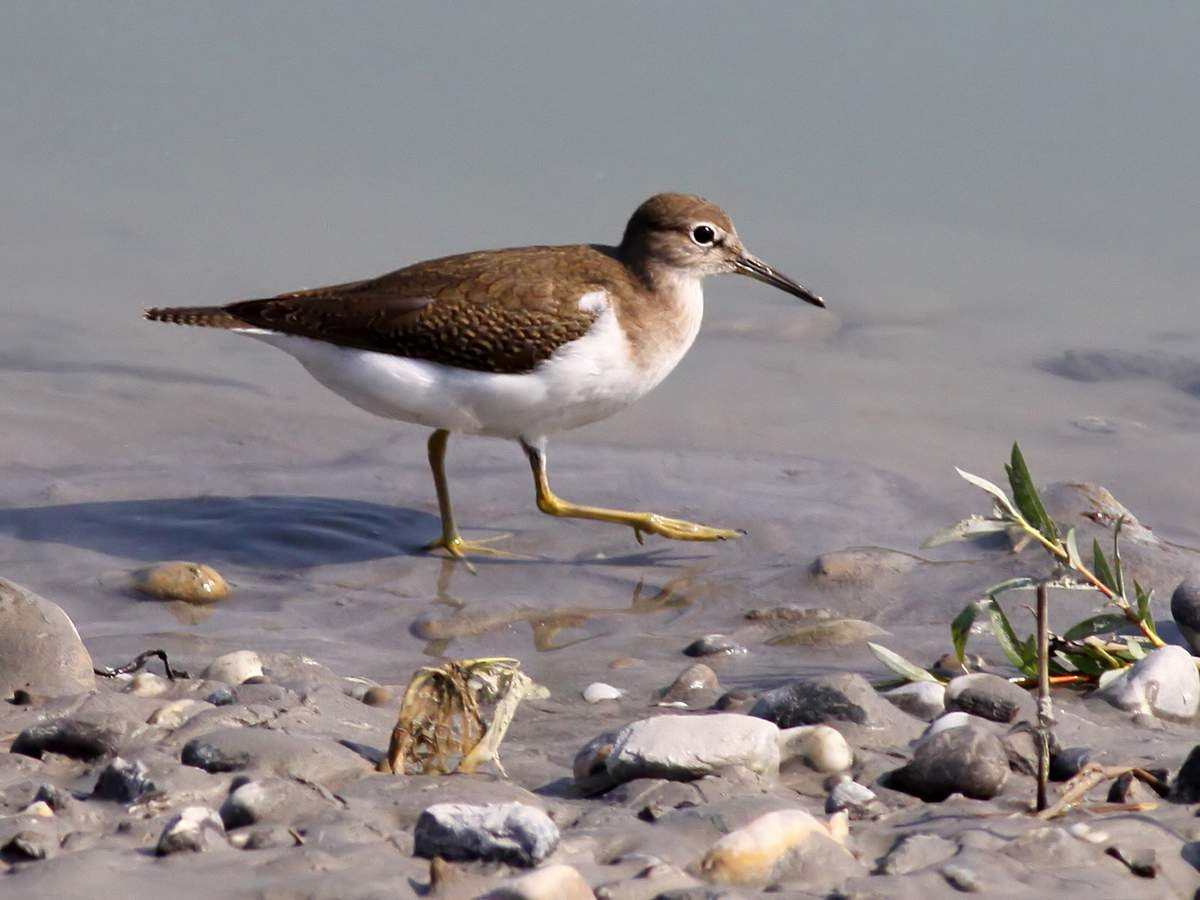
[1112,518,1126,598]
[1052,651,1077,673]
[983,576,1039,595]
[954,468,1020,519]
[1061,651,1104,676]
[1092,539,1118,594]
[923,515,1011,548]
[1134,579,1153,625]
[980,595,1030,673]
[1065,528,1082,570]
[950,601,978,663]
[1122,636,1147,661]
[1004,443,1059,541]
[867,642,939,684]
[1062,613,1126,641]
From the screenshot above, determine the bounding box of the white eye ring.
[690,223,718,246]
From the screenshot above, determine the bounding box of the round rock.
[944,673,1033,723]
[889,725,1010,802]
[133,561,230,604]
[682,634,747,658]
[1171,577,1200,655]
[0,577,95,699]
[1097,644,1199,721]
[882,681,946,721]
[582,682,623,703]
[605,713,780,783]
[203,650,264,685]
[156,806,227,855]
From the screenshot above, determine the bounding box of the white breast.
[237,282,704,441]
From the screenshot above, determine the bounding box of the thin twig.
[94,649,189,681]
[1035,582,1053,812]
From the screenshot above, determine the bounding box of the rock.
[573,731,620,796]
[944,673,1033,723]
[745,605,837,624]
[126,672,170,698]
[925,711,995,739]
[583,682,623,703]
[203,650,264,685]
[941,863,983,892]
[1097,645,1199,721]
[1170,745,1200,803]
[811,546,920,585]
[413,802,558,867]
[219,777,330,829]
[697,809,861,886]
[889,726,1010,802]
[1171,577,1200,654]
[0,577,95,699]
[1107,771,1161,805]
[882,681,946,721]
[133,561,230,604]
[777,725,852,774]
[3,829,57,861]
[147,699,204,728]
[155,806,227,855]
[879,833,958,874]
[483,864,595,900]
[659,663,721,708]
[605,714,780,783]
[750,673,924,749]
[682,635,746,658]
[1049,747,1091,781]
[11,718,124,761]
[32,784,72,813]
[361,685,392,707]
[764,619,885,648]
[181,727,371,784]
[825,779,878,818]
[712,689,756,712]
[205,686,237,706]
[608,656,643,670]
[92,757,158,803]
[1002,724,1059,778]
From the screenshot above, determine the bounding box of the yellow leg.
[521,438,742,544]
[422,430,515,568]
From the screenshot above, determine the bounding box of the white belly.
[240,294,703,440]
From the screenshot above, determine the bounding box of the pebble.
[482,863,595,900]
[777,725,853,774]
[20,800,54,818]
[127,672,170,698]
[658,663,720,707]
[879,832,958,874]
[92,757,158,803]
[1067,822,1109,844]
[147,699,204,728]
[181,726,372,784]
[889,725,1010,802]
[0,576,96,699]
[810,546,920,585]
[33,784,72,813]
[583,682,623,703]
[205,686,237,706]
[133,560,230,604]
[219,777,328,829]
[361,685,392,707]
[413,802,559,867]
[604,713,781,783]
[764,618,885,648]
[573,731,619,796]
[608,656,643,670]
[882,681,946,721]
[941,863,983,892]
[11,717,125,761]
[1097,644,1199,721]
[1049,746,1091,781]
[1001,724,1058,778]
[698,809,861,886]
[1169,745,1200,803]
[682,634,747,658]
[825,779,878,817]
[203,650,264,685]
[750,673,924,748]
[1170,577,1200,654]
[156,806,227,855]
[712,689,757,712]
[944,673,1033,723]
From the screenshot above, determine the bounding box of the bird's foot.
[423,532,527,572]
[629,513,745,544]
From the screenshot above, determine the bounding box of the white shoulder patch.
[576,290,609,314]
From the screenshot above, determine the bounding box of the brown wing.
[219,245,624,374]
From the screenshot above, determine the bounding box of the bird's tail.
[143,306,246,329]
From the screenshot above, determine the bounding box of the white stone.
[922,710,995,738]
[582,682,623,703]
[607,714,780,782]
[883,681,946,721]
[127,672,170,697]
[147,699,203,728]
[698,809,853,885]
[1097,644,1199,721]
[203,650,263,685]
[156,806,227,855]
[778,725,853,773]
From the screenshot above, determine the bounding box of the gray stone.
[825,779,879,817]
[659,663,720,708]
[180,727,371,784]
[156,806,227,855]
[605,714,780,783]
[1171,577,1200,654]
[205,686,236,706]
[881,681,945,721]
[92,756,158,803]
[944,673,1034,723]
[941,863,983,892]
[1097,644,1199,721]
[574,730,621,796]
[219,777,331,829]
[413,802,558,867]
[1169,745,1200,803]
[879,832,958,874]
[0,577,95,699]
[811,546,920,585]
[1049,746,1091,781]
[889,726,1010,802]
[682,635,746,658]
[11,718,124,761]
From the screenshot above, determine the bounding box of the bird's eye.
[691,224,716,246]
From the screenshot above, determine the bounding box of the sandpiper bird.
[146,193,824,563]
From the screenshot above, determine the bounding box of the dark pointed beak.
[734,254,825,307]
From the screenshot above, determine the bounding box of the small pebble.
[127,672,170,698]
[1067,822,1109,844]
[1171,577,1200,655]
[658,662,720,707]
[156,806,227,855]
[682,634,747,658]
[206,686,237,706]
[825,780,877,817]
[1049,746,1091,781]
[19,801,54,818]
[941,863,983,892]
[133,561,230,604]
[148,699,203,728]
[203,650,263,685]
[608,657,643,670]
[778,725,853,774]
[361,685,393,707]
[582,682,623,703]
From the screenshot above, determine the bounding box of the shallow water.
[2,5,1199,694]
